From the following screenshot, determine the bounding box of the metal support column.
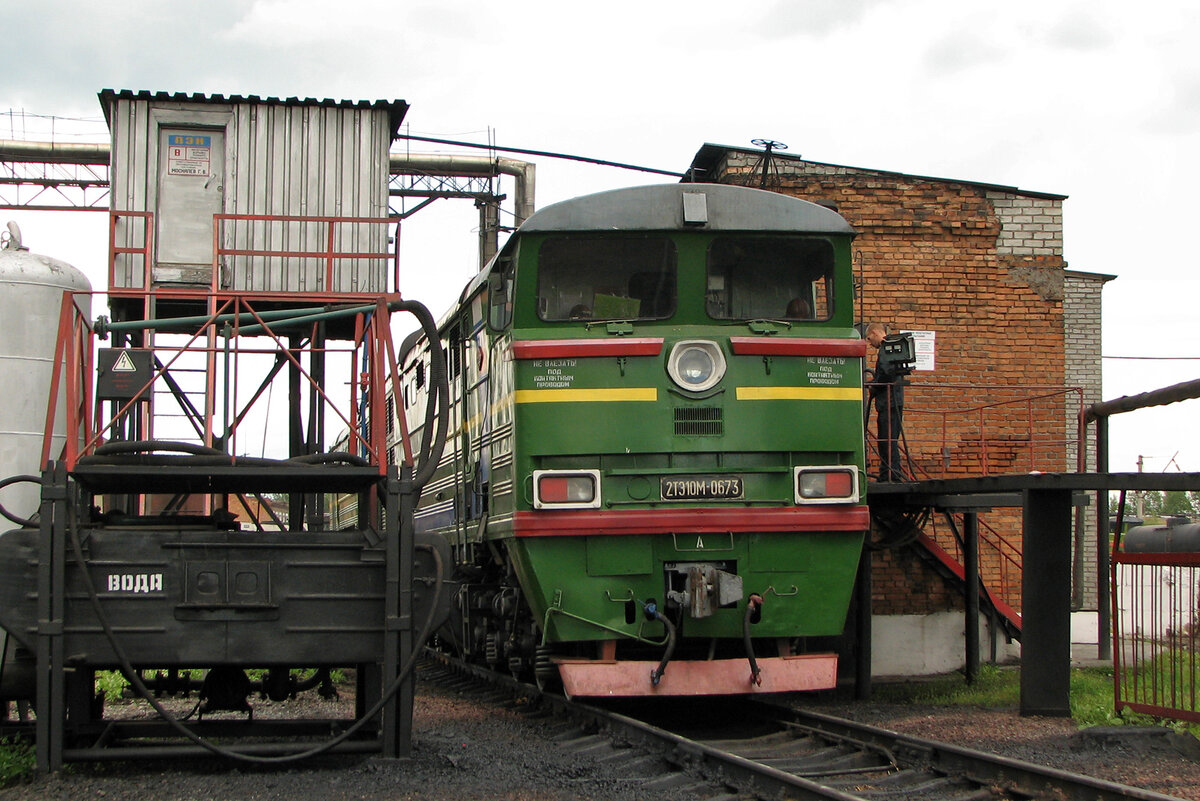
[854,545,872,700]
[398,463,416,753]
[306,324,326,530]
[287,337,304,530]
[964,512,980,684]
[1095,418,1112,660]
[381,464,415,757]
[1020,488,1073,716]
[35,463,68,771]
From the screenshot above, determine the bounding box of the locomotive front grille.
[674,406,723,436]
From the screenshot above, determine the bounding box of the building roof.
[685,143,1068,201]
[97,89,409,139]
[519,182,855,234]
[1064,269,1117,282]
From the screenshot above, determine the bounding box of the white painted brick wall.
[988,191,1064,256]
[1064,272,1108,608]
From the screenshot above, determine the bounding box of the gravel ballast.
[3,676,1200,800]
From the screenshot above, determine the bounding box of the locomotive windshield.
[705,236,835,321]
[537,235,677,321]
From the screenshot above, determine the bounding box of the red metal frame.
[212,213,398,294]
[512,338,665,359]
[40,291,412,477]
[509,337,866,360]
[1112,550,1200,724]
[729,337,866,357]
[41,291,94,468]
[513,506,870,538]
[75,209,415,479]
[556,653,838,698]
[875,382,1085,480]
[107,210,401,307]
[917,531,1022,629]
[866,382,1086,620]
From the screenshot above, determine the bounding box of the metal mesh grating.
[674,407,723,436]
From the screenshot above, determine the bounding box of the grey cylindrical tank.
[0,223,92,524]
[1124,521,1200,553]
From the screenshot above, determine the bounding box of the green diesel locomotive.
[401,182,868,697]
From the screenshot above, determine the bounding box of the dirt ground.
[0,677,691,801]
[2,674,1199,801]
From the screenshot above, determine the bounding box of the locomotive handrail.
[540,604,672,648]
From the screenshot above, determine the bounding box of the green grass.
[1117,648,1200,710]
[0,737,35,788]
[873,663,1200,736]
[873,663,1020,708]
[95,670,130,703]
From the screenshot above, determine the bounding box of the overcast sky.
[3,0,1198,476]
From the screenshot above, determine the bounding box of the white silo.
[0,222,92,525]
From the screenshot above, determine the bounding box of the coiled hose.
[0,474,40,528]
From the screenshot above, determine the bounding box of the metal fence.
[1112,552,1200,723]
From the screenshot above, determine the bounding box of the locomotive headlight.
[667,340,726,393]
[533,469,601,509]
[795,466,859,505]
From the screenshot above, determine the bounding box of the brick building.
[685,144,1110,674]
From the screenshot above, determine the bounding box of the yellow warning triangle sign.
[112,351,138,373]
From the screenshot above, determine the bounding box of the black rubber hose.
[0,474,40,528]
[93,440,227,457]
[389,300,449,490]
[743,594,763,687]
[645,603,677,687]
[68,509,445,764]
[288,452,370,467]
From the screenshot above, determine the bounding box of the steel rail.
[747,700,1184,801]
[427,652,1185,801]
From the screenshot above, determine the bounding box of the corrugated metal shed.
[101,90,408,296]
[98,90,408,139]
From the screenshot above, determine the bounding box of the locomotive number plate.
[660,475,744,500]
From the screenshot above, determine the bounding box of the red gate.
[1112,550,1200,723]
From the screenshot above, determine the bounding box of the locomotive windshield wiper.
[745,319,793,334]
[580,319,637,335]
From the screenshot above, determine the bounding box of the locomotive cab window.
[537,235,677,321]
[488,255,515,330]
[705,237,835,321]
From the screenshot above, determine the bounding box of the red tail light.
[795,467,859,504]
[533,470,601,509]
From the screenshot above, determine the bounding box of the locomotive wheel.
[533,645,560,691]
[484,633,500,668]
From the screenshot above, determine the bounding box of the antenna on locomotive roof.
[2,220,26,250]
[751,138,788,189]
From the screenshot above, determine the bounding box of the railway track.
[421,652,1185,801]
